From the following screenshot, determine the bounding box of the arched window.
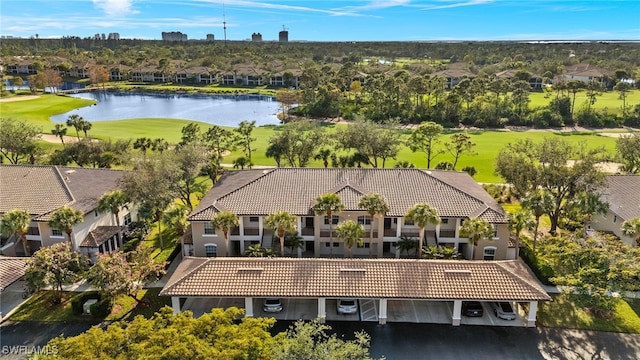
[204,243,217,257]
[483,246,497,260]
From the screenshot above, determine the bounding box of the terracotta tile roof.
[80,226,122,248]
[0,165,126,220]
[565,64,614,77]
[600,175,640,221]
[189,169,507,223]
[0,257,28,291]
[160,258,550,301]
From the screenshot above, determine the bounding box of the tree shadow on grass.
[111,288,172,322]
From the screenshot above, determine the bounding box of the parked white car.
[490,302,516,320]
[337,299,358,314]
[263,298,283,312]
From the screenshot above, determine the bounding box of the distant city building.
[108,33,120,40]
[279,28,288,42]
[206,34,215,41]
[251,32,262,42]
[162,31,188,41]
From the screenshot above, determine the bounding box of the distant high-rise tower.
[206,34,215,41]
[251,33,262,42]
[279,25,288,42]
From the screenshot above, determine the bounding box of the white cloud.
[93,0,137,16]
[420,0,494,10]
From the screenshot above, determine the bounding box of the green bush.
[519,240,555,285]
[90,297,113,318]
[71,291,101,315]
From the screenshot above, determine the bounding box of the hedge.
[519,239,555,285]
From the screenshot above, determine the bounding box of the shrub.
[90,297,113,318]
[71,291,101,315]
[434,161,454,170]
[461,166,477,177]
[519,240,555,285]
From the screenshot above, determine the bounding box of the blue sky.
[1,1,638,41]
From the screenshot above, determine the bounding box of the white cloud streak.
[420,0,494,10]
[93,0,138,16]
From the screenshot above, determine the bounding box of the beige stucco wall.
[591,210,634,245]
[191,221,225,257]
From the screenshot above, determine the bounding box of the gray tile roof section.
[0,257,28,291]
[0,165,73,216]
[80,226,122,248]
[189,168,506,223]
[600,175,640,221]
[0,165,126,220]
[160,258,550,301]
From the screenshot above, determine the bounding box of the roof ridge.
[418,169,489,211]
[53,166,76,206]
[495,260,550,299]
[160,257,211,294]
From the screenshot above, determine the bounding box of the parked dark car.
[462,301,484,317]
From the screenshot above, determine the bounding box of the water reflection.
[50,92,282,127]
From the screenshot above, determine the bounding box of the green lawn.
[10,288,171,322]
[1,94,630,183]
[537,293,640,333]
[529,90,640,114]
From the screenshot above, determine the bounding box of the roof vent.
[237,267,263,272]
[340,268,366,273]
[444,269,471,275]
[65,169,76,174]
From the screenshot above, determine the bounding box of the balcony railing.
[439,230,456,238]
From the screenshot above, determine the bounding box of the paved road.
[0,321,95,359]
[2,320,639,360]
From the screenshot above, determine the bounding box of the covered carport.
[160,257,550,327]
[0,256,29,322]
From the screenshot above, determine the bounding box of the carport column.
[527,301,538,327]
[245,297,254,317]
[317,297,326,323]
[452,300,462,326]
[379,298,388,325]
[171,297,181,314]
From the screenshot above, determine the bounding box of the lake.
[50,92,282,127]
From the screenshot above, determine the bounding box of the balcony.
[439,230,456,238]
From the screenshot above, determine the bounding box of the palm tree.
[232,156,251,170]
[570,192,608,231]
[264,211,297,256]
[51,124,67,145]
[336,220,365,258]
[314,149,333,168]
[621,218,640,246]
[312,193,344,256]
[460,217,495,260]
[211,211,239,256]
[78,119,92,139]
[395,236,418,257]
[405,203,441,259]
[508,209,534,258]
[358,193,389,255]
[97,190,129,247]
[285,234,305,257]
[164,203,190,254]
[0,209,32,255]
[48,206,84,248]
[133,137,153,159]
[521,190,553,253]
[65,114,83,140]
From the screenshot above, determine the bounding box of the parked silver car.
[337,299,358,314]
[490,302,516,320]
[263,298,283,312]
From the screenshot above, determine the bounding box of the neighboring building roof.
[0,257,28,292]
[600,175,640,221]
[495,69,542,79]
[189,168,507,223]
[80,226,122,248]
[160,257,550,301]
[0,165,126,220]
[432,68,475,79]
[565,63,614,77]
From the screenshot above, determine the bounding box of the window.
[441,218,449,224]
[249,216,259,223]
[124,213,132,226]
[404,219,414,226]
[357,242,370,248]
[613,215,617,223]
[324,215,339,225]
[483,247,496,260]
[357,216,371,225]
[204,243,217,257]
[27,226,39,236]
[204,222,216,236]
[51,229,64,237]
[492,225,498,238]
[333,242,340,247]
